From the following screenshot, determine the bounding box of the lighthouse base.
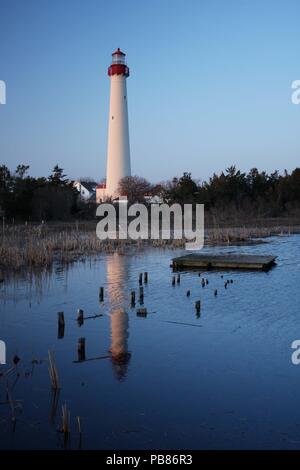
[96,185,107,203]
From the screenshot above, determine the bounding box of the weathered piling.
[137,308,147,317]
[139,273,143,285]
[201,278,205,288]
[172,275,176,286]
[195,300,201,314]
[177,274,181,284]
[57,312,65,339]
[214,289,218,296]
[13,355,20,365]
[77,338,86,362]
[77,309,84,326]
[144,272,148,283]
[139,286,144,304]
[186,290,191,297]
[99,287,104,302]
[206,279,209,285]
[58,325,65,339]
[58,312,65,327]
[130,290,136,307]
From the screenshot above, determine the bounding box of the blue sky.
[0,0,299,183]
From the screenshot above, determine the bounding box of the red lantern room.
[108,48,130,77]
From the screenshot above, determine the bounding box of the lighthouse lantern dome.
[108,48,129,77]
[112,48,126,65]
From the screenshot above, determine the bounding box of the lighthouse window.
[112,55,125,65]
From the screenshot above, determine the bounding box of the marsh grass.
[0,223,133,270]
[0,221,299,270]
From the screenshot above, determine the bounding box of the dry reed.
[61,403,70,435]
[48,350,60,390]
[0,221,299,270]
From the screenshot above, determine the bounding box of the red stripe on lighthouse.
[108,64,130,77]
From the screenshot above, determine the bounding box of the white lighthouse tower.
[97,48,131,201]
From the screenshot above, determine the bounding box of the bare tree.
[118,176,152,203]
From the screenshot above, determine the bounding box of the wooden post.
[172,276,176,286]
[206,279,209,285]
[57,312,65,339]
[99,287,104,302]
[186,290,191,297]
[195,300,201,313]
[58,312,65,327]
[58,325,65,339]
[177,274,180,284]
[139,273,143,285]
[139,286,144,304]
[201,278,205,288]
[77,338,86,362]
[130,290,136,307]
[144,272,148,283]
[77,309,84,326]
[214,289,218,296]
[136,308,147,317]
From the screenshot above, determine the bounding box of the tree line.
[119,167,300,220]
[1,163,300,221]
[0,164,78,220]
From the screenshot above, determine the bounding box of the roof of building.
[112,47,125,56]
[74,181,97,192]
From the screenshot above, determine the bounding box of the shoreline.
[0,221,299,273]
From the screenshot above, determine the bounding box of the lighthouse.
[97,48,131,201]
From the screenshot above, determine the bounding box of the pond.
[0,235,300,450]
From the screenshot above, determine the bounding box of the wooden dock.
[172,253,277,271]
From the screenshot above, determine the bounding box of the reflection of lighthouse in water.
[106,253,131,380]
[110,308,131,381]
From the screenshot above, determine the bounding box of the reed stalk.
[61,403,70,435]
[48,350,60,390]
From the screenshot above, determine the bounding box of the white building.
[74,180,97,201]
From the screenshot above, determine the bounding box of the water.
[0,236,300,449]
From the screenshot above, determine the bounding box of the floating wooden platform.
[172,253,277,271]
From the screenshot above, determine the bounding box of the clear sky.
[0,0,299,183]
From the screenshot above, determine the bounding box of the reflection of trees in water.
[106,254,132,381]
